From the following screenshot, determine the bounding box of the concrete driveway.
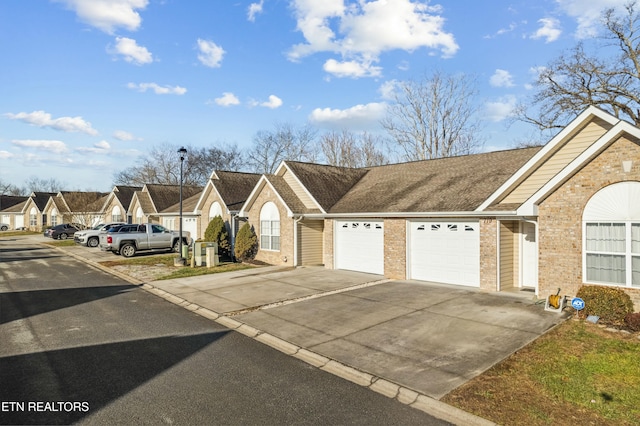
[149,266,569,400]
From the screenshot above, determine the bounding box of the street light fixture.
[178,146,187,264]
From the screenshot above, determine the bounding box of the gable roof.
[0,198,28,214]
[0,195,28,211]
[58,191,109,212]
[143,184,203,213]
[113,185,142,211]
[212,171,261,211]
[160,191,202,215]
[329,147,542,214]
[281,161,368,212]
[29,192,57,211]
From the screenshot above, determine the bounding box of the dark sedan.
[45,223,81,240]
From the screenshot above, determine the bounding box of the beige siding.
[297,220,324,265]
[281,169,317,209]
[502,117,612,204]
[499,221,518,289]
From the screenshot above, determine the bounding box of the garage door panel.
[335,220,383,275]
[410,221,479,287]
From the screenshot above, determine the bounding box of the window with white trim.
[260,202,280,251]
[29,207,37,227]
[112,206,122,222]
[583,182,640,288]
[51,208,58,226]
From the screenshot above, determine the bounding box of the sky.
[0,0,631,192]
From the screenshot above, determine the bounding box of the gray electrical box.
[194,241,218,266]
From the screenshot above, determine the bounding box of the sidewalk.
[50,239,569,425]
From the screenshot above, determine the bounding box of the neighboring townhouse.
[239,162,367,266]
[102,185,142,224]
[22,192,56,231]
[42,191,109,228]
[158,192,202,240]
[238,106,640,308]
[0,195,29,229]
[193,171,261,245]
[128,184,202,225]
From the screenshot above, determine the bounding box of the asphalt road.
[0,238,449,425]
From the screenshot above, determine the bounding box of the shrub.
[575,285,634,324]
[234,222,257,262]
[204,216,230,257]
[624,312,640,332]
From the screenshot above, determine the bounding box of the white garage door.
[335,220,384,275]
[409,220,480,287]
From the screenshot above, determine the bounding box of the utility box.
[205,246,219,268]
[194,242,218,266]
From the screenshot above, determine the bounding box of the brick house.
[22,192,56,231]
[127,184,202,225]
[42,191,109,228]
[238,106,640,308]
[102,185,142,224]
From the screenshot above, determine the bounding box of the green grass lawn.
[442,319,640,425]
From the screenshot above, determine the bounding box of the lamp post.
[178,146,187,264]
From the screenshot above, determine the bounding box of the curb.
[50,244,494,426]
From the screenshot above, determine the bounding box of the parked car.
[74,222,125,247]
[0,223,9,231]
[99,223,190,257]
[46,223,81,240]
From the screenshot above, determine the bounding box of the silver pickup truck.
[99,223,190,257]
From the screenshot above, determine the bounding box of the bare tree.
[113,143,244,187]
[320,130,388,167]
[381,70,484,161]
[24,176,66,193]
[246,123,318,174]
[516,2,640,130]
[0,179,24,196]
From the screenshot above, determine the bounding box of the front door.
[521,222,538,289]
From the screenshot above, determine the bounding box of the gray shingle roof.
[144,184,203,212]
[284,161,368,211]
[60,191,109,212]
[113,186,142,211]
[265,175,322,215]
[31,192,57,211]
[214,171,261,211]
[329,147,542,213]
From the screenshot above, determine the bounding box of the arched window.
[209,201,222,221]
[29,207,37,227]
[136,207,143,224]
[259,202,280,251]
[583,182,640,287]
[112,206,122,222]
[51,208,58,226]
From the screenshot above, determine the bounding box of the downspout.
[521,217,539,297]
[292,215,303,266]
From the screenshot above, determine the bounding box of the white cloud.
[11,139,68,154]
[531,17,562,43]
[197,39,225,68]
[54,0,148,34]
[323,58,382,78]
[77,140,111,154]
[556,0,627,38]
[378,80,399,100]
[109,37,153,65]
[4,110,98,135]
[288,0,458,78]
[0,150,14,159]
[484,95,517,122]
[113,130,141,141]
[127,82,187,95]
[261,95,283,109]
[490,69,515,88]
[214,92,241,107]
[309,102,387,129]
[248,0,264,21]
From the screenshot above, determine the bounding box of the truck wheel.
[121,243,137,258]
[87,237,99,248]
[172,239,181,253]
[0,225,7,231]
